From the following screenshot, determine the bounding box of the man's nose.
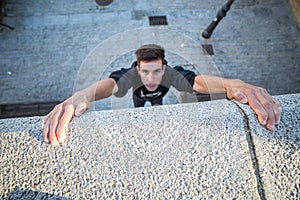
[147,73,155,82]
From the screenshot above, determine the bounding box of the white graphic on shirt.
[140,90,162,99]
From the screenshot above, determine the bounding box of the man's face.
[137,59,165,91]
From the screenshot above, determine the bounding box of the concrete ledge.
[0,94,299,199]
[233,93,300,199]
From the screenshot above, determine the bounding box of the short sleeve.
[169,66,196,93]
[109,67,136,97]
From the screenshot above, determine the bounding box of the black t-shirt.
[109,61,196,101]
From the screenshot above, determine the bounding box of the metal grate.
[149,16,168,26]
[201,44,214,55]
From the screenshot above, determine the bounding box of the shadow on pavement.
[3,187,73,200]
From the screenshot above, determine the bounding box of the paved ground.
[0,0,300,113]
[0,93,299,199]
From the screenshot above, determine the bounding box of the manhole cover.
[95,0,113,6]
[149,16,168,26]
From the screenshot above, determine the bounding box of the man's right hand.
[43,93,91,147]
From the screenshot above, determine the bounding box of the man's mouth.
[146,84,157,90]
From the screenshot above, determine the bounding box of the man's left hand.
[225,79,282,130]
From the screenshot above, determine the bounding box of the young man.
[43,44,282,147]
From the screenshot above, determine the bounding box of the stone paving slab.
[1,0,300,107]
[1,99,260,199]
[233,94,300,199]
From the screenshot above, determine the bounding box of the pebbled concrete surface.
[234,93,300,200]
[0,93,299,199]
[1,99,255,199]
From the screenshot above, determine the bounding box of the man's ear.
[136,61,140,70]
[136,65,141,75]
[162,65,166,74]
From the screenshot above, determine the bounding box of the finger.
[56,104,74,143]
[42,115,48,127]
[75,102,89,117]
[43,112,56,143]
[43,122,50,143]
[266,109,276,130]
[233,91,248,104]
[273,99,282,124]
[255,90,276,130]
[244,89,268,125]
[49,118,60,147]
[48,105,63,147]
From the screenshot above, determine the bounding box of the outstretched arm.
[193,75,282,130]
[43,78,117,147]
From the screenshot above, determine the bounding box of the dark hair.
[135,44,165,64]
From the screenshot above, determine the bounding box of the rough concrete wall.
[290,0,300,27]
[0,93,299,199]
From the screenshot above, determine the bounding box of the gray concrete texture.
[0,93,299,199]
[0,0,300,108]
